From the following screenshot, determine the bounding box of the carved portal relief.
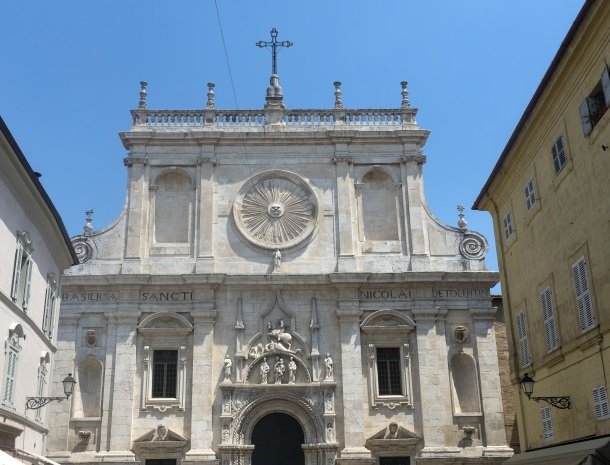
[233,171,319,250]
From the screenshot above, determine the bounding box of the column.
[334,149,356,272]
[336,297,372,465]
[411,308,456,456]
[471,308,513,457]
[185,309,218,463]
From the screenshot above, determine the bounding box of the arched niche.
[72,356,103,418]
[151,170,194,245]
[356,168,400,242]
[450,353,482,415]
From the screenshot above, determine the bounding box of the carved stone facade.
[47,78,512,465]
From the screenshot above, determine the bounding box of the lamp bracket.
[26,396,67,410]
[529,395,571,410]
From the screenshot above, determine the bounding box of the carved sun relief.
[234,172,318,250]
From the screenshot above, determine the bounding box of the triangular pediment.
[365,423,420,454]
[132,425,190,456]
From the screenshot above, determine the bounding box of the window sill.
[524,201,542,227]
[551,160,574,192]
[542,350,564,368]
[142,399,182,413]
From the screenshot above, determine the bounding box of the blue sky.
[1,1,584,278]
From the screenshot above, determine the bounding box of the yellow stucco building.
[474,0,610,462]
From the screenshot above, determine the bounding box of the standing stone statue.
[274,357,285,384]
[260,357,270,384]
[224,355,232,382]
[288,357,297,384]
[272,248,281,272]
[324,353,334,381]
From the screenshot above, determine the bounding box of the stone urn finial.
[84,209,94,236]
[400,81,410,109]
[138,81,148,109]
[457,204,467,230]
[334,81,343,109]
[206,82,215,109]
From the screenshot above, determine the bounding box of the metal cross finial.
[256,28,293,75]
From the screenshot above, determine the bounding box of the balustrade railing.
[131,108,416,129]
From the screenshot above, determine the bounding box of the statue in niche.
[223,355,232,382]
[222,424,230,443]
[274,358,285,384]
[260,357,270,384]
[272,248,281,272]
[324,353,334,381]
[325,393,333,412]
[288,357,297,384]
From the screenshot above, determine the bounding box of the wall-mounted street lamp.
[26,374,77,410]
[519,373,570,409]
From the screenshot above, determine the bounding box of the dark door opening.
[251,412,305,465]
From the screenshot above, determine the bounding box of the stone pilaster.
[412,308,456,455]
[334,151,356,272]
[197,151,216,271]
[336,297,372,465]
[471,309,513,457]
[401,154,429,256]
[185,309,218,463]
[123,157,149,261]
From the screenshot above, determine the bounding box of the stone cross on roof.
[256,28,293,75]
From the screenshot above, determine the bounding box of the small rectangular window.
[541,406,554,439]
[551,136,568,174]
[376,348,402,396]
[540,287,559,352]
[516,311,531,367]
[152,350,178,398]
[525,179,537,211]
[146,460,177,465]
[580,67,610,136]
[572,257,596,332]
[503,212,514,240]
[380,458,410,465]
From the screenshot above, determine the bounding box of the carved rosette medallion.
[459,232,488,260]
[233,171,318,250]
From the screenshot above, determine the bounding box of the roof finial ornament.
[334,81,343,109]
[457,205,468,230]
[400,81,410,109]
[138,81,148,109]
[84,209,94,236]
[206,82,215,109]
[256,28,293,76]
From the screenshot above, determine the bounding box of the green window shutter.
[10,246,23,301]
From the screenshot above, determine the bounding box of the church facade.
[47,74,512,465]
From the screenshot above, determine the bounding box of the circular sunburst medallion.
[234,171,319,250]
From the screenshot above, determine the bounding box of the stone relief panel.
[152,170,194,244]
[233,170,319,250]
[458,232,488,260]
[357,168,400,242]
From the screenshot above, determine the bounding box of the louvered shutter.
[602,67,610,106]
[516,312,531,367]
[541,406,553,438]
[593,386,610,421]
[540,287,558,352]
[572,257,596,332]
[3,349,17,406]
[10,246,23,301]
[22,255,33,310]
[580,99,593,135]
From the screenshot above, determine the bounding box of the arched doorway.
[251,413,305,465]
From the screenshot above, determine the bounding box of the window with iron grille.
[551,136,568,175]
[540,287,559,352]
[152,350,178,398]
[593,385,610,421]
[524,179,537,212]
[572,257,596,332]
[541,406,554,439]
[376,348,402,396]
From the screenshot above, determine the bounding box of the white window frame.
[10,230,34,311]
[572,257,596,332]
[551,135,568,175]
[540,287,559,352]
[138,313,192,412]
[2,325,24,409]
[524,179,537,212]
[593,385,610,421]
[503,212,514,240]
[361,310,415,410]
[541,405,554,439]
[42,273,58,340]
[515,311,531,368]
